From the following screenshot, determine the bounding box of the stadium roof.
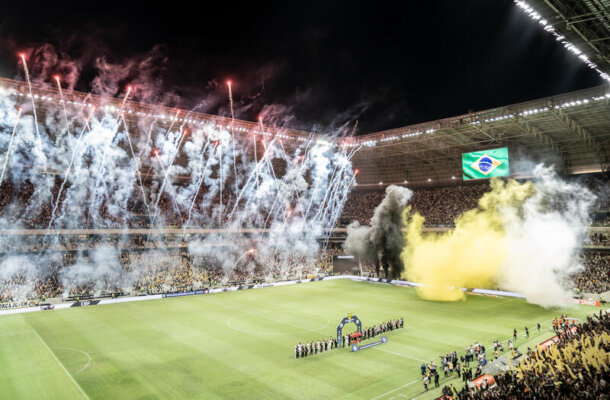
[524,0,610,76]
[2,76,610,187]
[348,84,610,187]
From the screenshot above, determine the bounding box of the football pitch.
[0,279,593,400]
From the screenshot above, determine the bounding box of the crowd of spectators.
[0,246,338,307]
[2,245,605,308]
[1,173,608,230]
[452,311,610,400]
[588,232,609,246]
[572,252,610,294]
[341,173,609,227]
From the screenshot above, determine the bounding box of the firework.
[0,107,22,185]
[19,53,42,153]
[54,75,70,135]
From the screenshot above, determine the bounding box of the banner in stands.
[163,289,209,298]
[566,298,601,306]
[538,337,559,351]
[470,374,496,389]
[71,300,100,307]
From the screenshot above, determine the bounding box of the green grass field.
[0,279,593,400]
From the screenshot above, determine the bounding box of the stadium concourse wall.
[0,275,599,318]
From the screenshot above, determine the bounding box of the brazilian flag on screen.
[462,147,509,180]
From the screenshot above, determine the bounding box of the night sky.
[0,0,603,135]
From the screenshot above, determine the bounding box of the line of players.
[294,317,404,359]
[353,318,404,346]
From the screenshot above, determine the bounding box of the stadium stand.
[454,311,610,400]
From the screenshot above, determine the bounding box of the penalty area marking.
[51,346,92,375]
[32,328,91,400]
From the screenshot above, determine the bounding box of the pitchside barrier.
[0,275,601,317]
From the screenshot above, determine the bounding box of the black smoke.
[344,185,412,278]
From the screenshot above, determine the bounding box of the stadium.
[0,1,609,399]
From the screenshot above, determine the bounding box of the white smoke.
[497,165,595,307]
[0,74,355,299]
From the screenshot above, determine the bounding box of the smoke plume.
[401,165,595,307]
[345,185,412,278]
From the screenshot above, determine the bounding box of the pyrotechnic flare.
[153,152,182,219]
[227,80,238,194]
[183,140,216,232]
[54,75,70,135]
[121,115,151,215]
[150,126,189,225]
[89,85,133,219]
[164,110,181,139]
[0,107,23,185]
[219,139,223,227]
[19,53,42,152]
[0,66,355,297]
[45,107,96,234]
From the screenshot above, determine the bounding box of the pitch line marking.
[370,377,421,400]
[374,347,427,363]
[372,318,559,400]
[51,346,92,375]
[32,328,91,400]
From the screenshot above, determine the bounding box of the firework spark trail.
[54,76,70,136]
[322,173,358,250]
[254,138,291,229]
[138,116,161,180]
[89,87,132,220]
[311,162,346,226]
[328,172,357,227]
[234,248,255,268]
[45,107,96,234]
[121,115,151,216]
[276,138,305,216]
[324,147,359,230]
[19,54,42,153]
[263,195,282,228]
[153,153,182,220]
[183,140,215,233]
[261,140,289,225]
[150,126,188,225]
[160,111,181,146]
[0,107,23,185]
[255,117,264,190]
[323,150,358,225]
[219,141,224,227]
[311,146,354,225]
[294,136,316,216]
[0,63,359,295]
[305,153,336,219]
[228,81,238,194]
[224,142,272,227]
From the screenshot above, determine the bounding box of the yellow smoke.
[401,178,535,301]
